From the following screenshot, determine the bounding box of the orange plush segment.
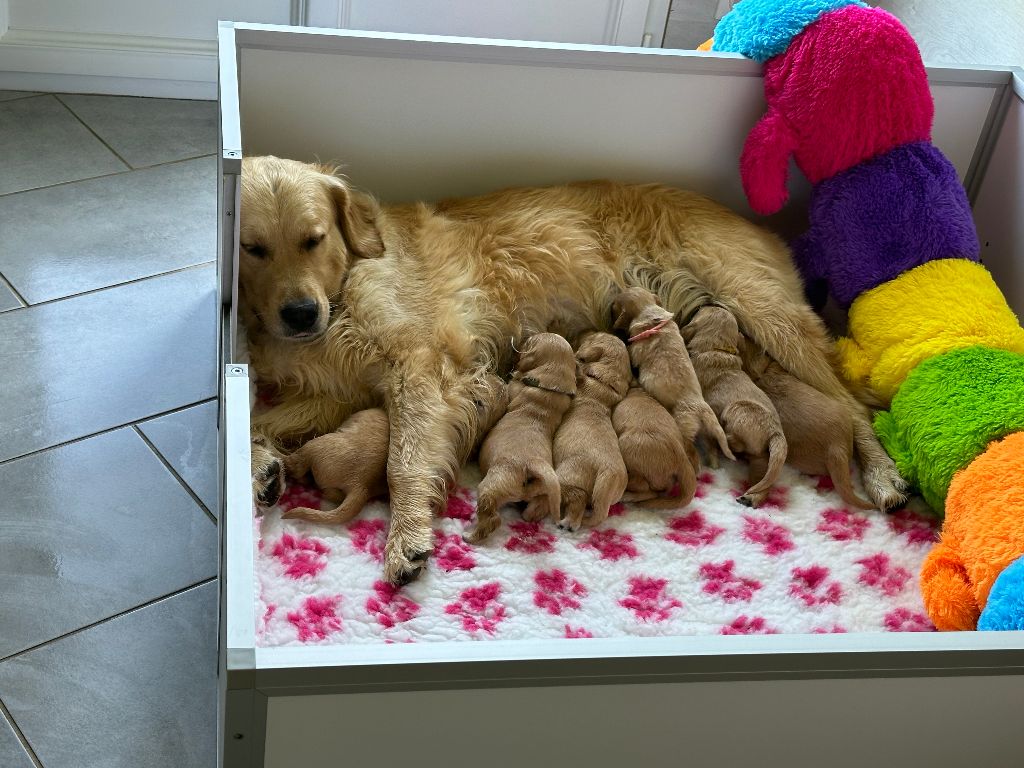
[925,432,1024,629]
[920,542,979,631]
[697,38,715,51]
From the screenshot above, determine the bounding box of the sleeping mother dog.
[240,156,906,586]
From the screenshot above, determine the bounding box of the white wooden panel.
[974,85,1024,314]
[931,83,999,180]
[341,0,656,46]
[8,0,289,40]
[238,46,997,222]
[264,676,1024,768]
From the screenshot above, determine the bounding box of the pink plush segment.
[742,5,933,214]
[255,461,937,646]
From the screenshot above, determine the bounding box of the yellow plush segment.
[837,259,1024,404]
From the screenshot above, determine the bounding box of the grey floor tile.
[0,91,40,102]
[59,94,217,168]
[0,281,21,313]
[0,156,216,304]
[0,428,216,658]
[138,400,218,515]
[0,710,34,768]
[0,582,217,768]
[0,95,126,195]
[0,264,216,462]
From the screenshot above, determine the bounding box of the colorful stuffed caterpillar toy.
[712,0,1024,631]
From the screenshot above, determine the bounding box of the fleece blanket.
[254,459,938,646]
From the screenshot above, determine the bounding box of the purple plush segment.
[792,141,979,308]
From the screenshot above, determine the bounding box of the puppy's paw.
[864,464,909,513]
[737,493,761,508]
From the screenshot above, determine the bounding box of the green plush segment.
[874,346,1024,515]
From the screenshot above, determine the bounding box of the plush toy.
[791,143,979,309]
[697,38,714,52]
[717,3,933,215]
[921,433,1024,631]
[874,347,1024,513]
[835,260,1024,403]
[714,0,1024,631]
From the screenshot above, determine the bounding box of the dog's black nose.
[279,299,319,333]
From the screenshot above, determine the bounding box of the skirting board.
[0,28,218,99]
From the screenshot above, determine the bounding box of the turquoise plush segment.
[712,0,866,62]
[978,555,1024,631]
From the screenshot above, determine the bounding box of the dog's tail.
[826,446,875,510]
[742,430,788,505]
[282,488,370,525]
[533,464,562,525]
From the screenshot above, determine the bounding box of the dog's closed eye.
[303,232,326,251]
[242,242,268,259]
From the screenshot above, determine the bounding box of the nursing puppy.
[741,340,873,509]
[241,157,906,584]
[613,385,697,508]
[554,332,630,531]
[612,286,732,468]
[683,306,787,507]
[282,408,390,524]
[465,334,575,543]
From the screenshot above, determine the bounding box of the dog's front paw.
[383,527,433,586]
[251,436,285,508]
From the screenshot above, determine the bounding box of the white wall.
[0,0,671,99]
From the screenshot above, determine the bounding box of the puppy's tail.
[585,470,627,528]
[534,464,562,525]
[742,430,788,503]
[826,446,875,510]
[283,488,370,525]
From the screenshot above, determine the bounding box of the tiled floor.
[0,91,219,768]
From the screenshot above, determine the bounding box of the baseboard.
[0,28,218,99]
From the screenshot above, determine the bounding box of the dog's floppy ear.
[323,173,384,259]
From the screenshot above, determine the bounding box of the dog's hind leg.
[584,470,627,529]
[739,431,787,508]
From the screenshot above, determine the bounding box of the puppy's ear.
[324,174,384,259]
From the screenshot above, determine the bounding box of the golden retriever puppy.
[612,286,732,468]
[464,333,576,543]
[282,408,390,524]
[683,306,787,508]
[240,158,905,584]
[613,385,697,508]
[553,332,630,531]
[741,340,874,509]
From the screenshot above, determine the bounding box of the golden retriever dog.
[240,156,905,584]
[741,340,873,509]
[553,332,630,531]
[282,408,390,524]
[611,286,732,468]
[683,305,787,507]
[613,385,697,508]
[465,333,576,544]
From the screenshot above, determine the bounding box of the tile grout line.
[0,93,47,104]
[0,150,217,199]
[0,578,217,667]
[0,396,217,469]
[132,424,218,525]
[16,260,215,310]
[52,93,134,170]
[0,699,44,768]
[0,272,28,309]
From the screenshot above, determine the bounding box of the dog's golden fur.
[282,408,390,524]
[683,306,788,508]
[612,286,732,469]
[741,340,873,510]
[240,156,905,584]
[613,385,697,508]
[552,332,630,531]
[465,334,576,544]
